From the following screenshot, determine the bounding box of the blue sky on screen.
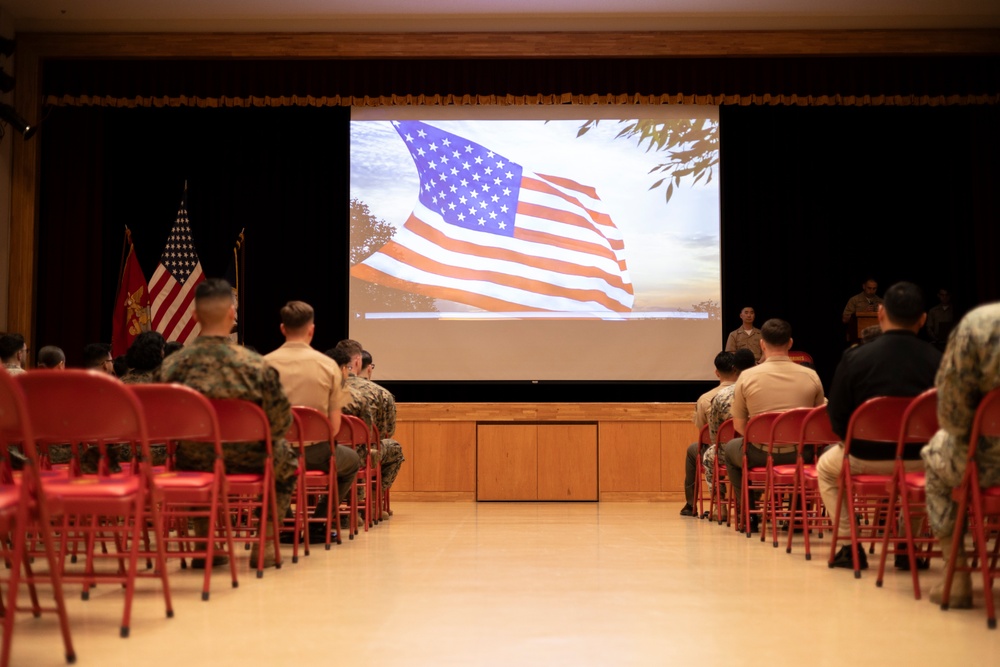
[350,116,720,311]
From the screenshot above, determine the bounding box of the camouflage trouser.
[380,438,405,490]
[921,429,1000,538]
[47,443,167,473]
[702,445,720,492]
[176,440,298,519]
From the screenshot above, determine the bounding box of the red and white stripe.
[149,262,205,344]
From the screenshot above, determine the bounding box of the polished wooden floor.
[10,502,1000,666]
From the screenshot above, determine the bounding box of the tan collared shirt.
[264,341,345,442]
[731,355,825,423]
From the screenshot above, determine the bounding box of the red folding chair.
[710,419,736,526]
[287,406,341,553]
[875,388,939,598]
[130,384,239,599]
[0,371,75,667]
[827,395,912,579]
[337,414,374,535]
[762,408,814,549]
[16,370,173,638]
[788,405,838,560]
[211,399,283,578]
[940,387,1000,628]
[740,412,781,538]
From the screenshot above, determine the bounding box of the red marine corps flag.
[111,227,149,357]
[149,185,206,344]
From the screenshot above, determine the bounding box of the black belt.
[749,443,797,454]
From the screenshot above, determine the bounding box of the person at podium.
[842,278,882,324]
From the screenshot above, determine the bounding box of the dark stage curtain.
[37,105,350,369]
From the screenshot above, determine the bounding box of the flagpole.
[238,228,245,344]
[115,226,131,306]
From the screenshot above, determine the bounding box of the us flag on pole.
[149,191,205,343]
[351,120,634,314]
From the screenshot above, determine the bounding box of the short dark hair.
[760,319,791,346]
[335,339,363,359]
[280,301,314,330]
[195,277,234,302]
[36,345,65,368]
[882,281,925,327]
[361,350,373,371]
[860,324,883,344]
[0,333,24,361]
[325,347,352,367]
[82,343,111,368]
[113,355,129,377]
[125,331,166,372]
[163,341,184,357]
[732,348,757,371]
[713,351,736,374]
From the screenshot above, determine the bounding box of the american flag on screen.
[351,121,634,314]
[149,193,205,343]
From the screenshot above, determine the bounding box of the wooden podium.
[847,312,879,343]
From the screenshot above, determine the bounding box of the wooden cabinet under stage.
[477,423,598,501]
[391,403,697,502]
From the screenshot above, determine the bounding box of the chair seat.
[903,472,926,488]
[772,464,798,476]
[0,487,19,512]
[852,473,893,493]
[43,475,142,498]
[153,471,215,490]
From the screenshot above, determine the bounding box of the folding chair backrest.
[897,388,939,455]
[209,399,272,447]
[131,383,222,444]
[337,414,370,448]
[968,388,1000,459]
[0,371,37,479]
[17,369,149,445]
[769,408,813,447]
[717,419,736,445]
[800,404,839,446]
[744,412,780,445]
[844,396,912,455]
[290,406,335,444]
[698,423,711,447]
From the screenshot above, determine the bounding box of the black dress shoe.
[679,504,695,517]
[894,554,930,571]
[831,545,868,570]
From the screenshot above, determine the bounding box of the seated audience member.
[264,301,361,538]
[36,345,66,369]
[112,355,129,378]
[0,333,27,375]
[121,331,166,384]
[701,349,757,510]
[725,306,762,363]
[921,301,1000,608]
[360,350,374,380]
[723,319,826,531]
[680,351,738,517]
[82,342,115,374]
[334,339,405,514]
[860,324,883,345]
[160,278,297,569]
[818,281,942,570]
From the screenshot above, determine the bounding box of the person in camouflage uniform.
[702,349,756,496]
[333,340,405,497]
[160,278,296,568]
[920,301,1000,608]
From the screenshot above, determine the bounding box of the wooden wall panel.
[411,421,476,493]
[477,424,537,501]
[391,421,414,493]
[537,423,598,501]
[660,422,700,497]
[598,422,661,493]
